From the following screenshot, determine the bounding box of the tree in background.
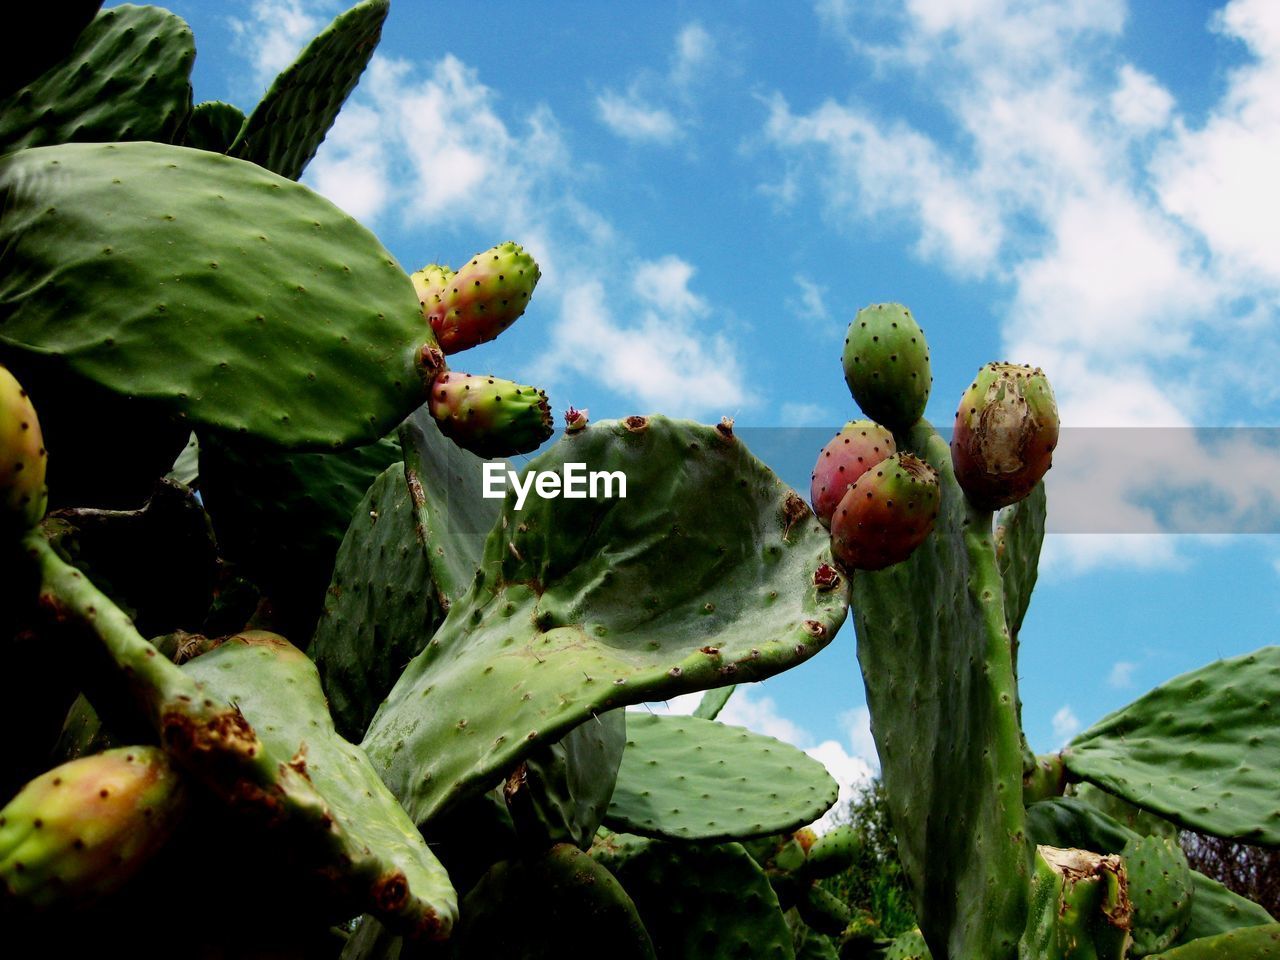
[1182,831,1280,919]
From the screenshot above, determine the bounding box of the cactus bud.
[428,372,553,459]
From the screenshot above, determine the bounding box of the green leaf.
[231,0,388,181]
[360,416,848,828]
[604,713,837,842]
[852,421,1031,960]
[0,141,427,448]
[0,5,193,154]
[1064,645,1280,845]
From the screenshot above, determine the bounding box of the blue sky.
[158,0,1280,812]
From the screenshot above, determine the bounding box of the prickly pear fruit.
[0,364,47,535]
[810,420,895,528]
[428,372,553,458]
[0,747,186,908]
[830,453,940,572]
[793,826,818,854]
[799,882,854,936]
[804,823,860,879]
[951,362,1059,510]
[414,241,540,354]
[1122,834,1193,956]
[842,303,932,432]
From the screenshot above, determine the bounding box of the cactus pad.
[451,843,655,959]
[1063,645,1280,844]
[605,838,796,959]
[360,415,848,828]
[184,100,246,153]
[181,632,457,939]
[230,0,388,181]
[0,4,194,155]
[851,421,1031,959]
[604,713,837,842]
[1124,834,1194,956]
[0,142,427,448]
[1148,924,1280,959]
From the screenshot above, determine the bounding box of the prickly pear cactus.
[1123,834,1194,956]
[361,415,848,828]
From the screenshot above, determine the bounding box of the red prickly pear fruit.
[0,747,187,908]
[830,453,940,571]
[951,362,1059,510]
[842,303,932,432]
[809,419,896,528]
[428,371,553,458]
[0,364,48,536]
[413,241,540,355]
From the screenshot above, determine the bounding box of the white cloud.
[291,42,750,417]
[596,93,681,144]
[770,0,1280,574]
[228,0,328,90]
[1052,704,1081,744]
[596,22,719,143]
[1108,660,1136,688]
[780,402,831,426]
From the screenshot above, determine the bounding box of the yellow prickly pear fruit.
[0,364,48,535]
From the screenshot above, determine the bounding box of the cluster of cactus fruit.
[1,3,1278,959]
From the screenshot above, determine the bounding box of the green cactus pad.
[198,431,402,642]
[1124,834,1194,956]
[995,481,1046,643]
[0,1,101,99]
[182,633,457,940]
[851,420,1031,959]
[361,415,848,828]
[804,824,859,879]
[841,303,932,433]
[1075,783,1179,841]
[1026,797,1275,943]
[450,843,655,959]
[1063,645,1280,844]
[0,141,427,449]
[606,839,796,959]
[796,933,839,960]
[230,0,388,181]
[506,710,626,850]
[184,100,246,153]
[0,4,194,155]
[1148,924,1280,959]
[798,884,854,937]
[604,713,838,842]
[310,410,499,741]
[883,929,933,960]
[694,684,737,720]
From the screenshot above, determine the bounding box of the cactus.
[951,363,1059,510]
[427,371,554,458]
[183,101,246,153]
[0,746,186,908]
[0,5,194,155]
[810,420,896,528]
[414,241,542,354]
[841,303,932,432]
[1019,845,1131,959]
[1123,834,1194,956]
[0,364,47,535]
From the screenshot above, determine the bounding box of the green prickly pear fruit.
[428,371,553,458]
[804,823,860,879]
[830,453,940,572]
[1121,834,1193,956]
[414,241,540,354]
[0,364,48,535]
[1021,845,1132,960]
[798,882,854,936]
[842,303,932,432]
[951,362,1059,511]
[0,747,187,908]
[810,420,895,529]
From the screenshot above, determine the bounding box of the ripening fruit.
[809,420,895,528]
[841,303,932,432]
[830,453,940,571]
[0,364,48,536]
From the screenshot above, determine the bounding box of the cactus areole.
[951,362,1059,511]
